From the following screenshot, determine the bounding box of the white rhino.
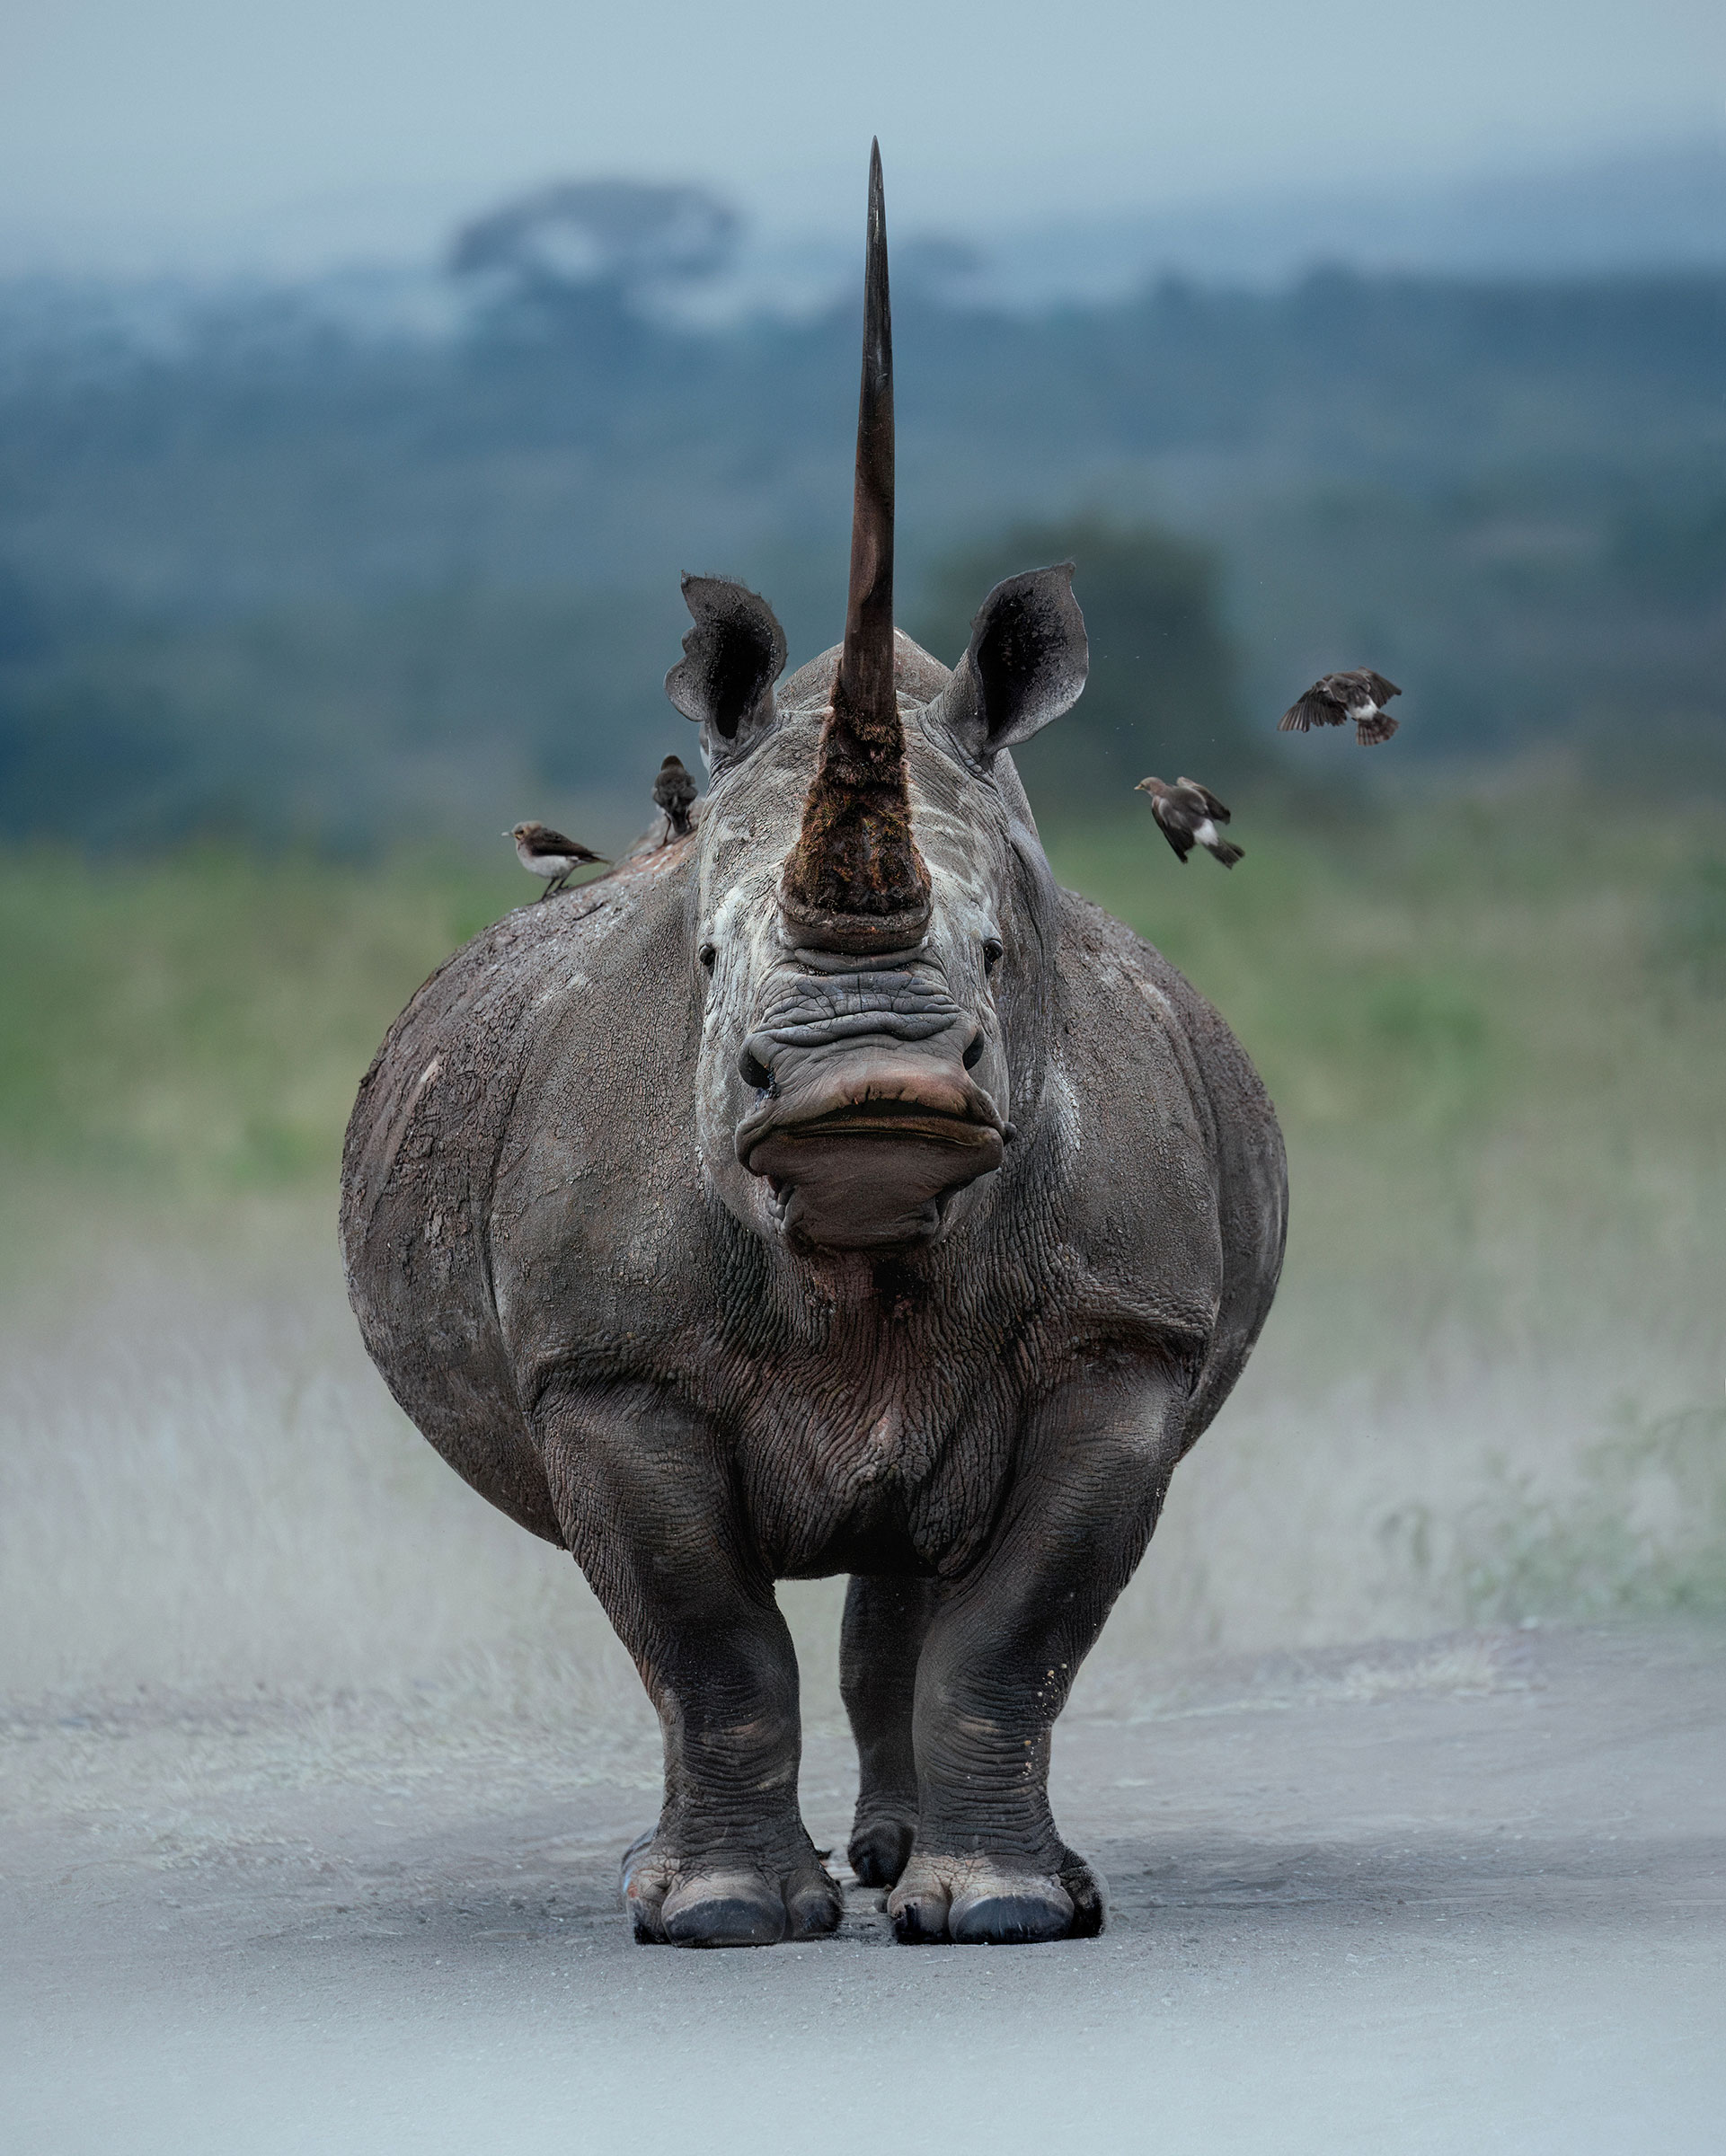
[341,146,1286,1949]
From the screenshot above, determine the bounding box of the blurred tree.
[449,180,739,336]
[909,518,1261,814]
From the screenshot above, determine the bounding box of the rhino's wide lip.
[734,1061,1005,1171]
[740,1095,1007,1243]
[748,1098,1000,1157]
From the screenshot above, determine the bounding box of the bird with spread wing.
[1279,669,1402,746]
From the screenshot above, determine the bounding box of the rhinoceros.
[341,146,1286,1949]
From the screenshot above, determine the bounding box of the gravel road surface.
[5,1621,1722,2156]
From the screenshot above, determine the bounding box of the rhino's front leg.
[890,1365,1188,1946]
[537,1388,841,1948]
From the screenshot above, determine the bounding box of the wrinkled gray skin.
[341,611,1287,1949]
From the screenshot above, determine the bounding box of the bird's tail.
[1356,712,1399,747]
[1205,836,1244,869]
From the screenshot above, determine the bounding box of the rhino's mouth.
[730,969,1006,1252]
[738,1069,1005,1253]
[747,1115,1003,1250]
[770,1097,996,1144]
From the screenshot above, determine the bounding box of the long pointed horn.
[780,140,932,954]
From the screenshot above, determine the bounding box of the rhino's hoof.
[847,1813,916,1888]
[889,1849,1106,1946]
[890,1885,951,1944]
[784,1867,846,1940]
[622,1833,843,1948]
[949,1884,1073,1944]
[1058,1845,1108,1939]
[662,1871,787,1948]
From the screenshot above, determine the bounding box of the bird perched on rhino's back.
[1279,668,1402,746]
[507,820,608,899]
[1136,775,1244,868]
[652,754,698,838]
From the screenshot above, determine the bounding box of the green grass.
[0,844,521,1205]
[3,783,1723,1660]
[1,785,1722,1370]
[1045,784,1726,1376]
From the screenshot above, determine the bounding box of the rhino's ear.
[934,565,1089,761]
[665,575,788,756]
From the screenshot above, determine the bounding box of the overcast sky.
[1,0,1721,271]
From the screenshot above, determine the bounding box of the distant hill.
[974,139,1726,305]
[0,263,1720,844]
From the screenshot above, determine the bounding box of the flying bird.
[652,754,698,838]
[506,821,609,899]
[1278,669,1402,746]
[1134,776,1244,868]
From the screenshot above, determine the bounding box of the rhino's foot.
[888,1844,1107,1946]
[621,1829,843,1948]
[847,1807,916,1888]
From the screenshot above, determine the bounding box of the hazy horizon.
[2,0,1720,279]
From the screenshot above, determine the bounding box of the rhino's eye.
[982,938,1005,970]
[699,942,717,970]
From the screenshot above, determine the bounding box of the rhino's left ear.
[933,565,1088,761]
[665,575,788,757]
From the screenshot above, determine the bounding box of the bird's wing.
[1279,686,1346,731]
[1150,798,1195,862]
[1175,778,1231,820]
[527,827,585,854]
[1361,671,1401,702]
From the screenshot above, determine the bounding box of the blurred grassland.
[0,844,521,1223]
[2,780,1723,1700]
[1052,782,1726,1380]
[2,781,1722,1369]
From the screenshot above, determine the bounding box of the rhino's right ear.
[665,575,788,761]
[934,565,1089,763]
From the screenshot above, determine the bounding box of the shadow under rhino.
[341,146,1287,1949]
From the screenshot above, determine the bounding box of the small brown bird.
[1278,668,1402,746]
[1135,776,1244,868]
[652,754,698,838]
[506,821,609,899]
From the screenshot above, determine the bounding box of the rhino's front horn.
[779,141,932,958]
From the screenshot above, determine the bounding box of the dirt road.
[5,1621,1722,2155]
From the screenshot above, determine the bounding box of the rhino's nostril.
[739,1046,774,1092]
[961,1030,985,1071]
